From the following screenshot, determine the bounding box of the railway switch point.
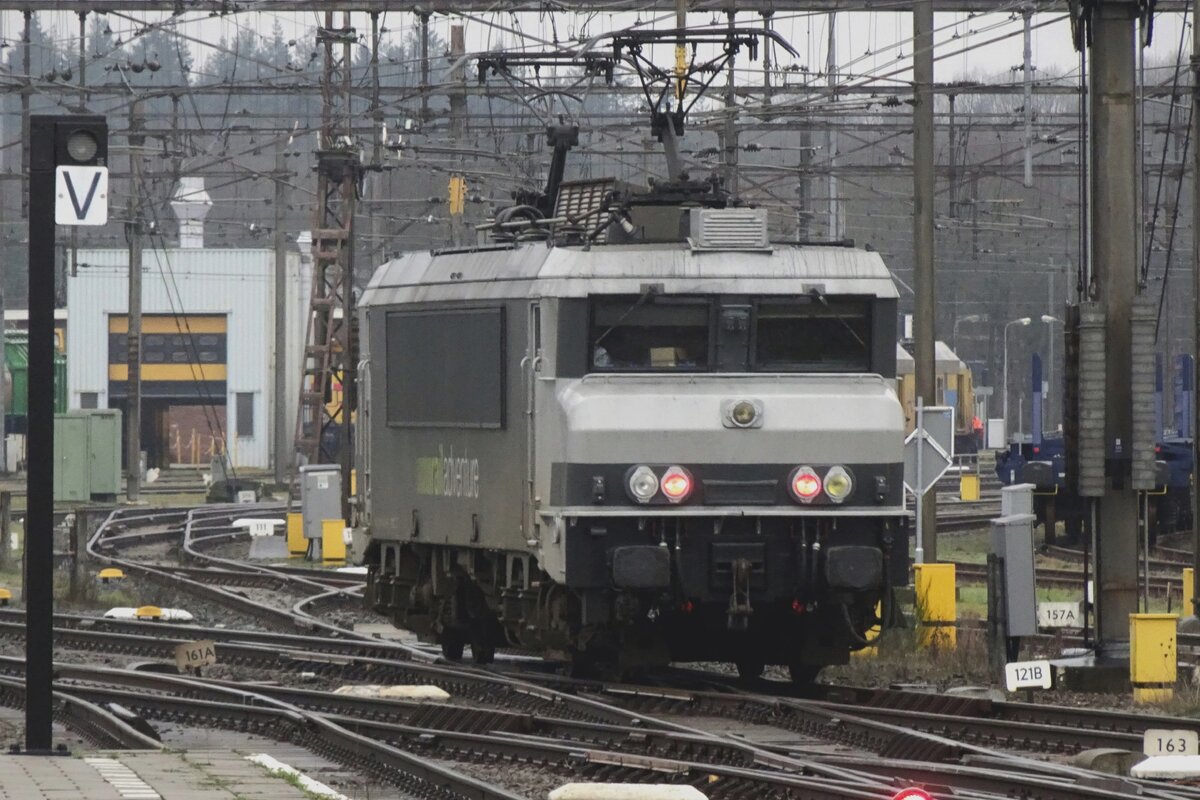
[549,784,709,800]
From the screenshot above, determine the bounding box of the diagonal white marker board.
[55,165,108,226]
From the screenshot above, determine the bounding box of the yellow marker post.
[914,563,956,649]
[135,605,163,620]
[98,567,125,583]
[321,519,347,563]
[1131,613,1177,703]
[1183,567,1194,618]
[960,473,980,501]
[0,588,10,607]
[448,175,467,216]
[287,512,306,557]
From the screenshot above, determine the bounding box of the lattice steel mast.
[294,11,361,516]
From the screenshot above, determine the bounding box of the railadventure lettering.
[415,445,480,498]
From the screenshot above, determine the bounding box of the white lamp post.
[1040,315,1064,429]
[952,313,987,352]
[1003,317,1033,442]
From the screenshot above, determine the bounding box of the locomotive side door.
[522,301,543,542]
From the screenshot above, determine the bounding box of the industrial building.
[65,182,306,471]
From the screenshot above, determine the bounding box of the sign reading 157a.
[54,165,108,226]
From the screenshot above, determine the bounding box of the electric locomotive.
[354,136,909,682]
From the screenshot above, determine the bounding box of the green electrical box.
[53,409,122,503]
[85,410,122,500]
[53,414,90,502]
[5,332,66,426]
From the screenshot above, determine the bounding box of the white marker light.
[627,466,659,503]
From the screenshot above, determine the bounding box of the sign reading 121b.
[54,165,108,226]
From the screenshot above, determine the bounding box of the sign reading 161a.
[54,165,108,226]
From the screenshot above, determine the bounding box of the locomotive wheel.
[788,663,822,685]
[471,637,496,665]
[440,632,465,662]
[735,660,765,681]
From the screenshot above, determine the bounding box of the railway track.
[8,647,1192,800]
[34,501,1200,799]
[953,560,1179,594]
[87,504,388,642]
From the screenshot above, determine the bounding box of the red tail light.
[790,467,822,503]
[891,790,933,800]
[1032,446,1040,455]
[660,466,693,503]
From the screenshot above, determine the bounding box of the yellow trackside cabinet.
[914,563,956,649]
[1130,613,1177,703]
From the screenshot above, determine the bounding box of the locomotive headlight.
[627,465,659,503]
[731,400,758,427]
[823,466,854,503]
[660,466,693,503]
[789,466,822,503]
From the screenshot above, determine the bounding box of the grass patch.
[825,618,994,687]
[937,531,991,565]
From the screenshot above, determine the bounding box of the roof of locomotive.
[360,241,900,307]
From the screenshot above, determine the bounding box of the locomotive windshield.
[590,296,710,371]
[753,297,871,372]
[587,294,873,373]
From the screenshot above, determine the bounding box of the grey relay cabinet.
[300,464,342,540]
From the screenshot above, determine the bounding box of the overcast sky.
[0,7,1191,93]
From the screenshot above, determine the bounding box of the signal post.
[25,115,108,752]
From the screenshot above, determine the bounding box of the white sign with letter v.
[55,165,108,226]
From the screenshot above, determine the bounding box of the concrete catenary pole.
[913,0,938,560]
[126,101,143,502]
[1192,5,1200,616]
[0,285,5,475]
[827,12,840,238]
[1022,5,1035,188]
[273,144,288,484]
[1090,2,1140,647]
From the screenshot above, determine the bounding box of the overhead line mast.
[294,11,360,519]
